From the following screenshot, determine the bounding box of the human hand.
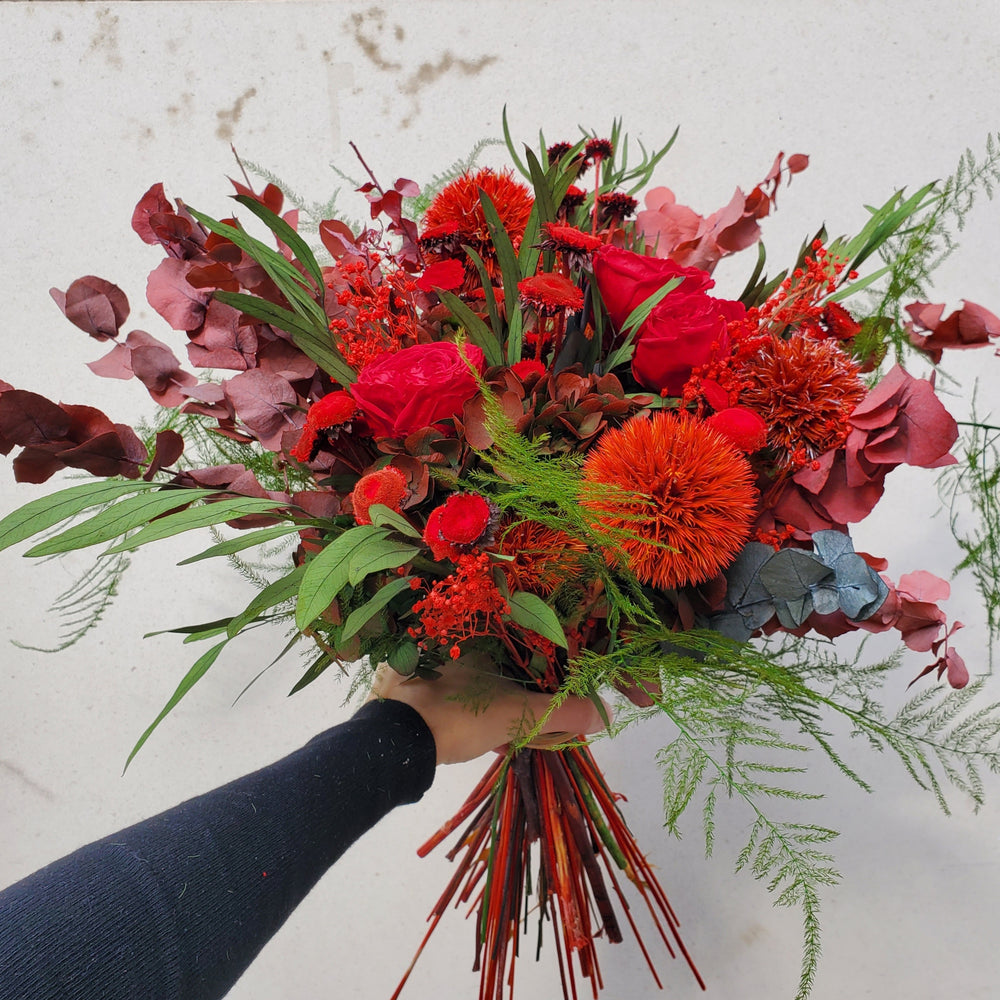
[368,654,609,765]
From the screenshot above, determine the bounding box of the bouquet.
[3,115,1000,999]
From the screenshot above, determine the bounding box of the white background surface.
[1,3,999,999]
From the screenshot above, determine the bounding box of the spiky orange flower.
[497,518,589,596]
[739,333,866,468]
[421,168,533,289]
[581,412,757,589]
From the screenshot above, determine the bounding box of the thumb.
[526,692,610,748]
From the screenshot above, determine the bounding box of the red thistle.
[739,333,867,469]
[584,137,614,163]
[597,191,639,224]
[289,391,357,463]
[421,168,534,290]
[561,185,587,213]
[539,222,603,270]
[581,412,757,589]
[351,465,408,525]
[518,273,585,316]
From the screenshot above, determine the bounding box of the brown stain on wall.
[345,6,498,128]
[216,87,258,141]
[88,7,122,70]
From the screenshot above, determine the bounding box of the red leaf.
[186,299,258,371]
[50,276,130,341]
[143,429,185,481]
[222,369,297,450]
[132,183,174,244]
[146,258,211,331]
[319,219,359,259]
[0,390,72,448]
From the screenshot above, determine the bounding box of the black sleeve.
[0,699,437,1000]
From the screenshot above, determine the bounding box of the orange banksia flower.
[581,412,757,589]
[497,518,589,596]
[739,333,866,469]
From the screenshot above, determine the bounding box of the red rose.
[593,246,744,396]
[349,342,486,439]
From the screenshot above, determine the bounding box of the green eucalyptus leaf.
[124,639,229,772]
[366,504,421,538]
[387,641,421,675]
[295,525,382,630]
[0,480,160,553]
[506,591,567,648]
[347,535,421,585]
[340,575,414,642]
[177,524,303,565]
[102,497,286,555]
[26,488,218,557]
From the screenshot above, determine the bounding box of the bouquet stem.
[394,743,705,1000]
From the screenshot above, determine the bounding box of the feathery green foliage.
[942,411,1000,663]
[855,133,1000,361]
[540,626,1000,1000]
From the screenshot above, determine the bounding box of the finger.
[538,694,610,737]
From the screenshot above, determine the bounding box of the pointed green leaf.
[437,290,503,367]
[144,617,235,640]
[288,650,333,695]
[102,497,286,554]
[227,564,306,638]
[462,245,503,341]
[506,591,567,648]
[232,193,324,295]
[0,480,160,553]
[295,525,382,630]
[478,190,522,321]
[347,535,421,584]
[124,639,229,772]
[26,488,218,557]
[212,290,356,385]
[340,575,415,642]
[177,523,303,565]
[366,504,421,538]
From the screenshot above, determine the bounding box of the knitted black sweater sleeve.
[0,699,437,1000]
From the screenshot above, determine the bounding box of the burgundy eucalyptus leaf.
[0,390,72,449]
[146,258,212,331]
[50,276,130,341]
[222,369,297,450]
[186,299,257,370]
[256,338,317,382]
[143,429,185,481]
[86,342,134,381]
[132,183,174,244]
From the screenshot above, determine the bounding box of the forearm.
[0,700,436,1000]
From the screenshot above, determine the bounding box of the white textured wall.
[1,3,998,998]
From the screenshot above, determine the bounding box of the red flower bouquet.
[3,117,1000,1000]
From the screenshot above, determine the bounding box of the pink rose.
[593,246,744,396]
[350,341,485,438]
